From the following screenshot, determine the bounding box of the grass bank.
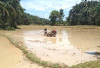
[70,60,100,68]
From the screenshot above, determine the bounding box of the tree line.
[49,1,100,26]
[17,13,50,25]
[67,1,100,25]
[49,0,100,25]
[0,0,50,30]
[0,0,100,30]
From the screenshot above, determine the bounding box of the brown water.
[0,26,100,67]
[23,29,97,66]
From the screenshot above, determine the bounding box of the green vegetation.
[70,60,100,68]
[67,1,100,26]
[17,13,50,25]
[49,10,61,25]
[0,0,50,30]
[0,0,24,29]
[49,1,100,26]
[49,9,67,26]
[0,0,100,30]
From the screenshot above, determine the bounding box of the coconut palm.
[0,0,24,29]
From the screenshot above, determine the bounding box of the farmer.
[44,28,47,36]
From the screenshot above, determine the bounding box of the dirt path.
[0,35,42,68]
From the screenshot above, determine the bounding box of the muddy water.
[23,29,96,66]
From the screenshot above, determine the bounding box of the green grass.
[70,60,100,68]
[0,34,100,68]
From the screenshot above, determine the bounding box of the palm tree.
[0,0,24,29]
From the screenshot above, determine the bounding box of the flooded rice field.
[1,26,100,66]
[23,29,97,66]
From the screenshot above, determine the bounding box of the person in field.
[44,28,47,36]
[44,28,57,37]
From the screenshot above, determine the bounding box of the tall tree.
[49,10,60,25]
[59,9,64,24]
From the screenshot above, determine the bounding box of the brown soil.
[0,35,42,68]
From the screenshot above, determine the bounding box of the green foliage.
[0,0,100,29]
[0,0,24,29]
[0,0,50,30]
[49,10,61,25]
[67,1,100,26]
[49,9,65,26]
[59,9,65,24]
[16,13,50,25]
[70,60,100,68]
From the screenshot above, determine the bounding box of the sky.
[20,0,82,19]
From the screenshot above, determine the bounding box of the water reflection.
[24,30,71,46]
